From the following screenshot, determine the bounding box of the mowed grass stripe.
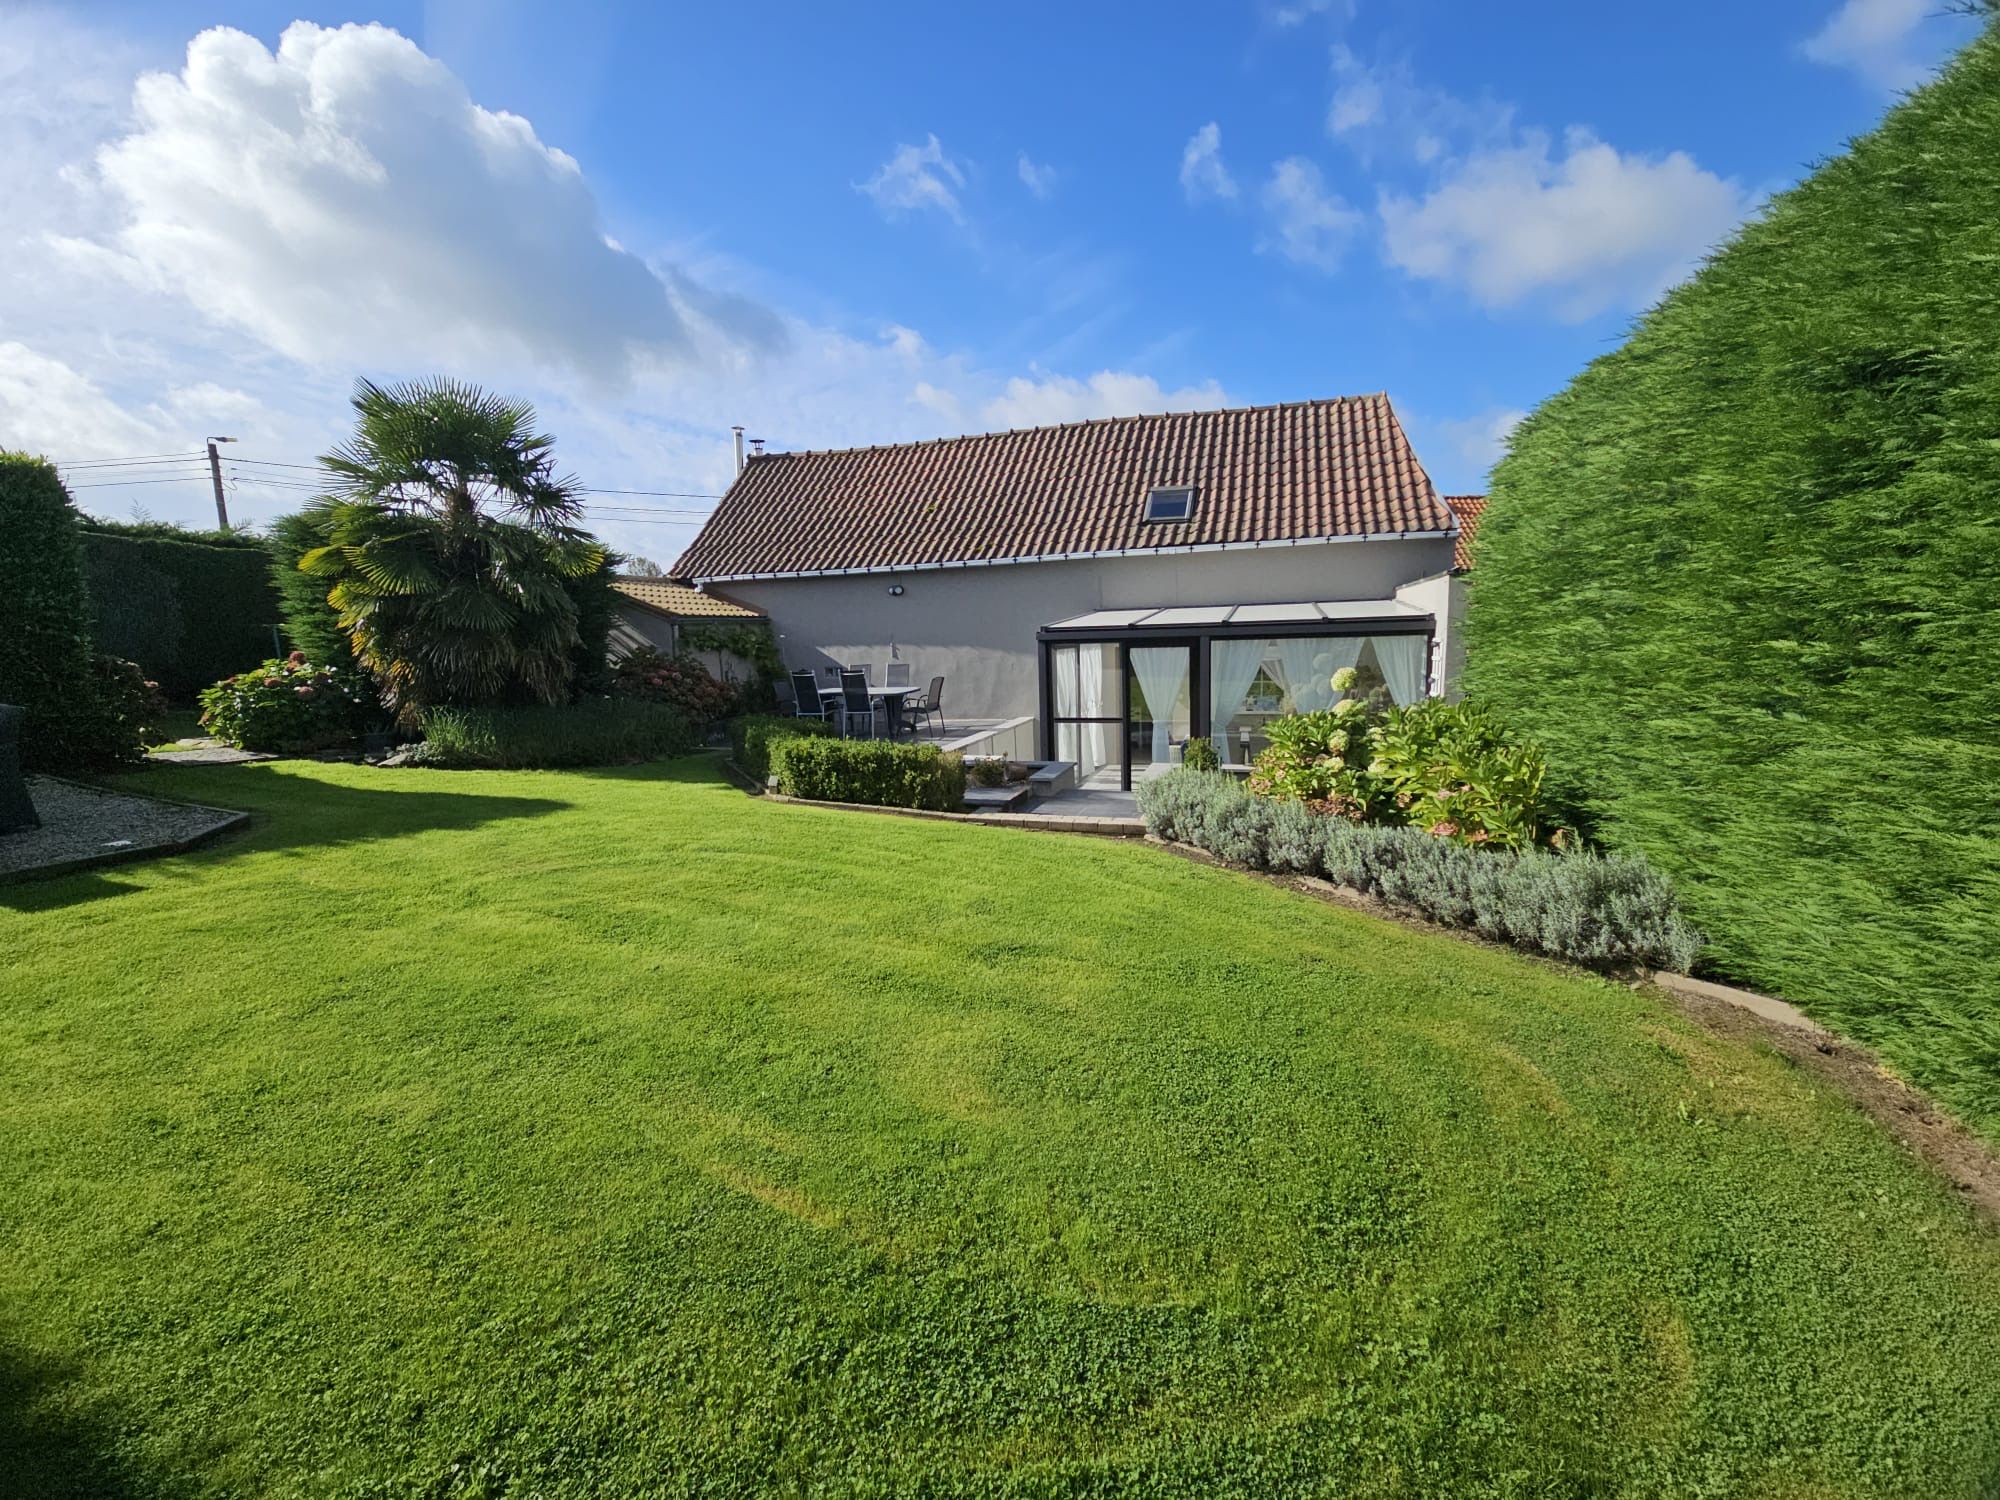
[1,756,1995,1497]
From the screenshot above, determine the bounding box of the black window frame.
[1037,614,1435,787]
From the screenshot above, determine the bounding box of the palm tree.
[300,379,605,722]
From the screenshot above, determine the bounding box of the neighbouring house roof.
[670,395,1457,582]
[1443,495,1486,571]
[608,576,763,620]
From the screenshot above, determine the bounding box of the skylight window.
[1142,485,1195,524]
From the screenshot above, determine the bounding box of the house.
[607,576,767,682]
[1444,495,1487,572]
[670,395,1466,787]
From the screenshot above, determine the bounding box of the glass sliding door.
[1127,644,1193,783]
[1049,640,1120,784]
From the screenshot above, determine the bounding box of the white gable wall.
[712,535,1457,722]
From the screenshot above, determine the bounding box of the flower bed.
[1138,767,1702,972]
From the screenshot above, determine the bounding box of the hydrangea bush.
[1249,668,1548,850]
[610,648,738,726]
[198,654,378,753]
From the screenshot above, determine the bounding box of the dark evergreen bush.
[1461,23,2000,1130]
[268,508,357,669]
[79,522,280,700]
[0,454,147,767]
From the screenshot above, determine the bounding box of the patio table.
[819,684,921,739]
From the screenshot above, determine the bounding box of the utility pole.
[205,436,236,528]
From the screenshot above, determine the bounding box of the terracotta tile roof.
[671,394,1454,581]
[1443,495,1486,571]
[608,577,763,619]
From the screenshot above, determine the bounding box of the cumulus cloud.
[1258,157,1361,271]
[1016,153,1057,199]
[74,22,768,386]
[1179,122,1238,202]
[1379,127,1753,319]
[981,370,1229,429]
[1802,0,1965,91]
[0,15,1224,558]
[858,134,967,222]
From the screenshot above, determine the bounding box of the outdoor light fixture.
[888,584,905,596]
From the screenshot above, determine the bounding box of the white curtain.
[1077,644,1110,775]
[1373,634,1429,704]
[1208,639,1269,761]
[1130,647,1190,762]
[1274,636,1362,713]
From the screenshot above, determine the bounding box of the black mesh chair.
[790,669,832,723]
[838,669,881,739]
[904,675,945,737]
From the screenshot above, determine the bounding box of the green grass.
[3,756,1997,1497]
[145,708,203,751]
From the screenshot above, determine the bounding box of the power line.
[66,474,218,490]
[52,451,207,467]
[578,487,721,500]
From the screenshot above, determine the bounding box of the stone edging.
[0,779,251,887]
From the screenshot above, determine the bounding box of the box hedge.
[79,520,280,701]
[729,714,834,783]
[1460,22,2000,1132]
[769,736,967,812]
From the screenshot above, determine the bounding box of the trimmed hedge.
[730,714,834,783]
[1138,769,1702,972]
[0,454,147,767]
[415,699,699,769]
[770,736,967,812]
[79,523,280,700]
[1461,23,2000,1131]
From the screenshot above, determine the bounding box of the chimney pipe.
[731,425,745,475]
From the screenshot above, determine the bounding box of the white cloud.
[1258,157,1361,271]
[981,370,1229,429]
[1268,0,1354,27]
[858,133,967,223]
[0,15,1220,563]
[1435,407,1525,480]
[1016,152,1057,198]
[1179,122,1238,202]
[72,22,767,387]
[1802,0,1958,91]
[1379,127,1753,319]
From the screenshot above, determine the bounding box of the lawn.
[3,756,1997,1497]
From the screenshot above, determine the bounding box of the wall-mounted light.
[888,584,905,596]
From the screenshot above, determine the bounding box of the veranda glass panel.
[1209,634,1429,765]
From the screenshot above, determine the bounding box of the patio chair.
[845,663,873,685]
[884,662,912,688]
[904,675,945,737]
[838,669,882,739]
[789,669,833,723]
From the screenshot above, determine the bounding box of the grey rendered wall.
[716,537,1457,722]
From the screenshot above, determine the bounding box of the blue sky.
[0,0,1977,564]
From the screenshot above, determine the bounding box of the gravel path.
[0,776,244,878]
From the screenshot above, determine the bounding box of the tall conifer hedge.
[1463,27,2000,1133]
